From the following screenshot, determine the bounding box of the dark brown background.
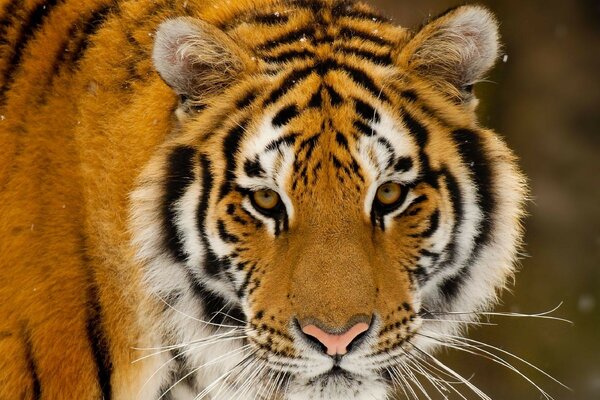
[370,1,600,399]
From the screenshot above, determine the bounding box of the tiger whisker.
[215,309,248,325]
[423,302,572,325]
[432,339,554,400]
[406,356,459,399]
[131,329,244,354]
[192,354,258,400]
[398,361,435,400]
[132,334,247,363]
[227,357,265,399]
[407,351,475,386]
[235,359,270,399]
[159,344,252,400]
[411,343,493,400]
[419,331,568,399]
[422,318,497,326]
[155,293,243,329]
[392,364,420,400]
[440,333,571,390]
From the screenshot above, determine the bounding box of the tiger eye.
[253,189,280,210]
[376,182,402,205]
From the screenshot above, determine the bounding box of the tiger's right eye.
[375,182,403,206]
[252,189,281,211]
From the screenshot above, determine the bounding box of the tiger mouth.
[314,365,354,381]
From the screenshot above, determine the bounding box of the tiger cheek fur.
[0,0,526,399]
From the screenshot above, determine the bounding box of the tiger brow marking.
[219,119,250,200]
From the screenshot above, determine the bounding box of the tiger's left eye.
[252,189,281,211]
[375,182,403,206]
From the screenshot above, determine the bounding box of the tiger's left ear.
[153,17,250,104]
[398,5,500,102]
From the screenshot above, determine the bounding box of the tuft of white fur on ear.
[153,17,245,99]
[399,6,500,100]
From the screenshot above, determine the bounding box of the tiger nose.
[301,321,370,356]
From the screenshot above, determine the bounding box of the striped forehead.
[236,99,421,196]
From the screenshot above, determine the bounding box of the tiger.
[0,0,527,399]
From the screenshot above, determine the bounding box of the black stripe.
[439,272,467,300]
[219,120,248,199]
[339,27,395,47]
[244,158,264,177]
[297,134,320,160]
[334,5,391,23]
[265,133,298,152]
[262,48,315,64]
[86,273,113,399]
[272,104,299,127]
[264,66,314,106]
[258,26,315,51]
[0,0,21,43]
[354,119,374,136]
[421,210,440,238]
[440,168,462,265]
[307,87,322,108]
[163,146,197,263]
[236,90,258,109]
[354,98,380,122]
[217,219,239,243]
[69,4,116,65]
[324,84,342,105]
[335,132,349,148]
[394,157,413,172]
[339,63,388,102]
[336,46,393,65]
[400,89,418,102]
[376,137,396,169]
[401,109,434,184]
[251,12,290,25]
[401,110,428,149]
[197,155,222,278]
[21,324,41,399]
[452,129,495,258]
[0,0,62,102]
[189,279,246,326]
[237,262,258,297]
[349,158,365,182]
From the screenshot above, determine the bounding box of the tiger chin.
[0,0,526,399]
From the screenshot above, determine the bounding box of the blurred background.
[370,1,600,399]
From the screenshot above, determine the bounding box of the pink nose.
[302,322,370,356]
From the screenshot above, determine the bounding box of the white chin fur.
[285,375,389,400]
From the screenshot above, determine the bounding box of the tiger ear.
[398,5,500,102]
[152,17,248,101]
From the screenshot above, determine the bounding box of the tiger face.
[131,2,526,399]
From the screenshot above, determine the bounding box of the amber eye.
[252,189,281,211]
[375,182,403,206]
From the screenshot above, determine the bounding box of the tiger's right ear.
[153,17,249,102]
